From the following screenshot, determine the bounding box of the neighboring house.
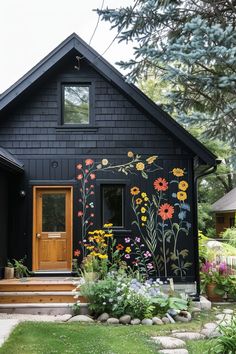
[0,33,217,293]
[212,187,236,236]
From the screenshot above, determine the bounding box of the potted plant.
[4,260,14,279]
[13,257,31,278]
[200,261,236,301]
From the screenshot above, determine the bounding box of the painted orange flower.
[146,155,157,164]
[116,244,124,251]
[172,168,184,177]
[158,203,174,220]
[178,181,188,191]
[127,151,134,158]
[85,159,94,166]
[130,187,140,195]
[90,173,96,180]
[153,177,168,191]
[177,191,187,201]
[76,163,82,170]
[74,249,81,257]
[136,198,142,205]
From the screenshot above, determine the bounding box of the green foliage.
[208,317,236,354]
[12,257,31,278]
[222,227,236,248]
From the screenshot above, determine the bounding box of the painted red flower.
[158,203,174,220]
[76,163,82,170]
[74,249,81,257]
[77,174,83,180]
[116,244,124,251]
[153,177,168,191]
[90,173,96,180]
[78,211,83,217]
[85,159,94,166]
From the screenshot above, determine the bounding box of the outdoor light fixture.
[19,190,26,198]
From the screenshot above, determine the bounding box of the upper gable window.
[63,85,90,125]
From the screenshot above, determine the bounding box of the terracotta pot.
[206,283,224,302]
[4,267,14,279]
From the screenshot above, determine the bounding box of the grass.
[0,304,235,354]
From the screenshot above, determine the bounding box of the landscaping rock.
[141,318,153,325]
[97,313,109,322]
[107,318,119,325]
[152,317,163,325]
[162,317,171,324]
[201,323,220,338]
[191,307,201,314]
[172,332,205,340]
[151,336,186,349]
[131,318,141,325]
[119,315,131,325]
[166,313,175,323]
[216,313,232,322]
[159,350,189,354]
[168,309,179,317]
[175,311,191,323]
[200,296,211,311]
[69,315,94,323]
[223,308,234,314]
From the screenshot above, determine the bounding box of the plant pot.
[206,283,224,302]
[4,267,14,279]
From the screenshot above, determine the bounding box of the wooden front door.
[33,187,72,271]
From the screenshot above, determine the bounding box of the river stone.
[216,313,232,322]
[168,309,179,317]
[107,318,119,325]
[223,308,234,314]
[97,313,109,322]
[152,317,163,325]
[162,317,170,324]
[131,318,141,325]
[172,332,205,340]
[119,315,131,325]
[200,296,211,311]
[175,311,191,323]
[151,336,186,349]
[191,307,201,314]
[159,350,189,354]
[141,318,153,325]
[69,315,94,323]
[166,313,175,323]
[201,323,220,338]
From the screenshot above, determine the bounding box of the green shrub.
[209,316,236,354]
[221,227,236,248]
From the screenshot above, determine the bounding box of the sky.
[0,0,134,93]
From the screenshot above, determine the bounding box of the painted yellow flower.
[101,158,109,166]
[141,192,147,198]
[104,233,113,238]
[98,254,108,259]
[136,162,145,171]
[127,151,134,158]
[136,198,142,205]
[172,168,185,177]
[86,245,95,250]
[146,155,158,164]
[88,236,94,242]
[103,223,113,228]
[125,247,131,254]
[141,207,146,213]
[141,216,147,222]
[90,251,100,257]
[131,187,140,195]
[144,197,149,202]
[177,191,187,201]
[178,180,189,191]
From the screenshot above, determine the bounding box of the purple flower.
[125,237,131,243]
[125,254,130,259]
[147,263,154,270]
[135,237,141,243]
[144,251,151,258]
[201,261,213,273]
[218,262,228,275]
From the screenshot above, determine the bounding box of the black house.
[0,34,217,293]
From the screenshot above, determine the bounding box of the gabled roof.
[0,33,217,166]
[0,147,24,173]
[212,187,236,212]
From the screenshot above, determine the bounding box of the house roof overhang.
[0,33,217,168]
[0,147,24,174]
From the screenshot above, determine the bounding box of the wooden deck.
[0,277,84,304]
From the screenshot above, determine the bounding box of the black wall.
[0,170,8,277]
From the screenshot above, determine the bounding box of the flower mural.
[75,152,192,280]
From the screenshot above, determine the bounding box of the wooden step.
[0,291,85,304]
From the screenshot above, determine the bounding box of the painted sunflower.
[127,151,134,158]
[158,203,174,220]
[130,187,140,195]
[172,168,184,177]
[136,162,145,171]
[178,180,189,191]
[136,198,142,205]
[153,177,168,191]
[177,191,187,201]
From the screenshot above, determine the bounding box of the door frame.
[32,185,73,272]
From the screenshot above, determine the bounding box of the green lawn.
[0,306,234,354]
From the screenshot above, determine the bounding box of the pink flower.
[85,159,94,166]
[85,179,88,183]
[144,251,151,258]
[147,263,154,270]
[86,205,89,209]
[90,222,94,226]
[85,169,89,173]
[125,237,131,243]
[77,174,83,180]
[125,254,130,259]
[90,173,96,180]
[79,199,82,202]
[90,191,94,195]
[76,164,82,170]
[90,185,94,188]
[78,211,83,217]
[135,237,140,243]
[91,213,94,217]
[86,188,89,191]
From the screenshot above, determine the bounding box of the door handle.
[36,233,41,239]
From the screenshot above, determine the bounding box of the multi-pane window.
[102,185,124,227]
[63,85,89,125]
